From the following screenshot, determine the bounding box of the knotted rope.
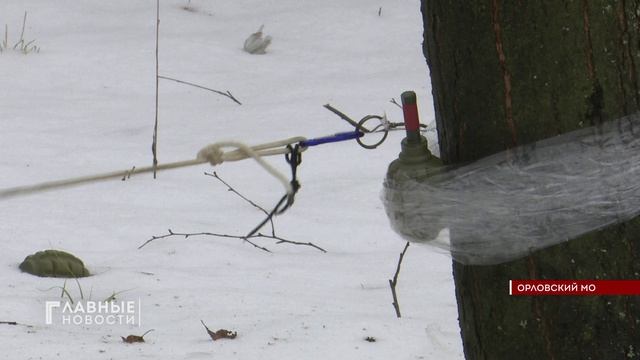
[196,138,306,196]
[0,136,307,200]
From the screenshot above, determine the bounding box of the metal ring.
[356,115,388,149]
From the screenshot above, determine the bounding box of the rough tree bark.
[421,1,640,359]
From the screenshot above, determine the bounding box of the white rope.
[197,138,306,195]
[0,136,307,200]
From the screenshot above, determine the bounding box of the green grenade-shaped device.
[19,249,90,278]
[383,91,443,242]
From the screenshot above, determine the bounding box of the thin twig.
[389,98,402,109]
[158,75,242,105]
[200,319,212,332]
[19,12,26,40]
[389,242,410,318]
[138,229,269,252]
[121,166,136,181]
[141,171,327,253]
[152,0,160,178]
[259,233,327,253]
[0,321,33,328]
[205,171,275,236]
[208,171,324,251]
[3,24,8,50]
[8,11,39,54]
[138,229,326,253]
[13,11,26,49]
[138,229,326,252]
[323,104,368,132]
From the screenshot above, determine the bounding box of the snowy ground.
[0,1,463,358]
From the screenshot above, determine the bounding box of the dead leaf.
[201,320,237,341]
[212,329,238,340]
[121,329,154,344]
[122,335,145,343]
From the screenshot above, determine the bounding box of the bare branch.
[389,98,402,109]
[141,172,326,253]
[323,104,366,131]
[15,11,26,47]
[158,75,242,105]
[138,229,271,252]
[138,229,326,253]
[205,171,275,236]
[121,166,136,181]
[152,0,160,178]
[1,321,32,328]
[261,233,327,253]
[389,242,410,318]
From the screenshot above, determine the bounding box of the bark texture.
[421,1,640,359]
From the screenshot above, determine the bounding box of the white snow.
[0,0,463,358]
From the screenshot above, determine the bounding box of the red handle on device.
[401,91,420,132]
[401,91,421,144]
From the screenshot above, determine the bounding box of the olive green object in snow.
[19,250,90,278]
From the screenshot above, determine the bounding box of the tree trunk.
[421,1,640,359]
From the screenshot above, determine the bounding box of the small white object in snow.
[243,25,272,54]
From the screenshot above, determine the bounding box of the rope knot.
[197,145,225,166]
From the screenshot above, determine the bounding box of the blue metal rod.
[300,131,364,148]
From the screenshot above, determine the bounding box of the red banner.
[509,280,640,296]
